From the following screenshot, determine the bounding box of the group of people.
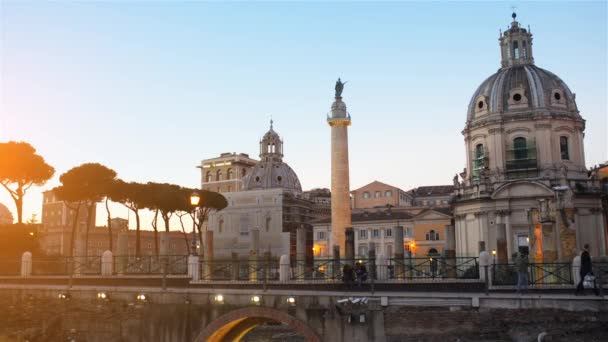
[513,243,600,296]
[342,262,368,287]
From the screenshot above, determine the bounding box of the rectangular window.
[404,227,412,237]
[385,229,392,237]
[317,231,326,240]
[560,136,570,160]
[372,229,379,238]
[358,245,368,257]
[359,229,368,239]
[385,244,393,257]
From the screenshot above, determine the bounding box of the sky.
[1,1,606,229]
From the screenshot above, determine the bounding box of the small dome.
[243,120,303,192]
[242,161,302,192]
[0,203,14,225]
[467,64,579,123]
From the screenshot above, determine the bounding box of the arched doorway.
[195,307,321,342]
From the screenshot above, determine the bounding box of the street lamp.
[190,192,201,255]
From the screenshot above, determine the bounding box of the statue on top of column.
[335,78,347,98]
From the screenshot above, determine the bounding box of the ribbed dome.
[242,162,302,192]
[0,203,13,225]
[243,120,302,192]
[467,65,579,122]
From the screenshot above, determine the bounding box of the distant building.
[199,152,258,193]
[405,185,454,207]
[39,190,95,256]
[83,225,189,257]
[351,181,454,209]
[312,207,452,258]
[0,203,13,225]
[351,181,409,209]
[302,188,331,219]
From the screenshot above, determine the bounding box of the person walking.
[342,263,354,288]
[355,262,368,288]
[515,249,529,294]
[575,244,599,296]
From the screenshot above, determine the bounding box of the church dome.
[467,13,579,124]
[0,203,14,225]
[243,161,302,192]
[467,65,579,122]
[242,121,303,193]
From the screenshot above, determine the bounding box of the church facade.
[206,122,313,259]
[453,14,606,261]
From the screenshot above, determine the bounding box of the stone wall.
[384,306,608,342]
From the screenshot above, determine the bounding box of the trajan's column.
[327,78,352,256]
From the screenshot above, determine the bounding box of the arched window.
[242,168,247,178]
[513,137,528,160]
[560,136,570,160]
[265,216,271,232]
[513,41,519,59]
[505,42,511,59]
[218,219,224,233]
[428,248,439,255]
[206,171,212,183]
[522,40,528,58]
[216,169,223,181]
[227,168,233,180]
[475,144,484,159]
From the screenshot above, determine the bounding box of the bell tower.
[500,12,535,68]
[259,120,283,163]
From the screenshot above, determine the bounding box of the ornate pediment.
[491,181,554,199]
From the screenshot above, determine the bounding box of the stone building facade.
[313,207,452,258]
[453,14,606,261]
[200,152,258,193]
[39,190,96,256]
[351,181,454,210]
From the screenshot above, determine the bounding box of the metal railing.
[290,258,375,282]
[491,262,608,287]
[113,255,188,275]
[199,258,280,282]
[0,260,21,276]
[388,257,479,280]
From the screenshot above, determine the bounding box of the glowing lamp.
[213,294,224,304]
[190,192,201,207]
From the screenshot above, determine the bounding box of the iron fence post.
[371,257,375,294]
[484,265,489,295]
[68,257,73,289]
[162,256,168,290]
[598,266,604,297]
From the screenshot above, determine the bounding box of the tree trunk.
[16,195,23,225]
[68,202,82,257]
[162,211,171,232]
[152,209,159,257]
[135,210,141,257]
[178,214,190,254]
[1,182,23,224]
[105,198,112,252]
[84,202,95,257]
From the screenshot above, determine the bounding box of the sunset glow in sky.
[1,1,606,228]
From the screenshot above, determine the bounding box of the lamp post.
[190,192,201,256]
